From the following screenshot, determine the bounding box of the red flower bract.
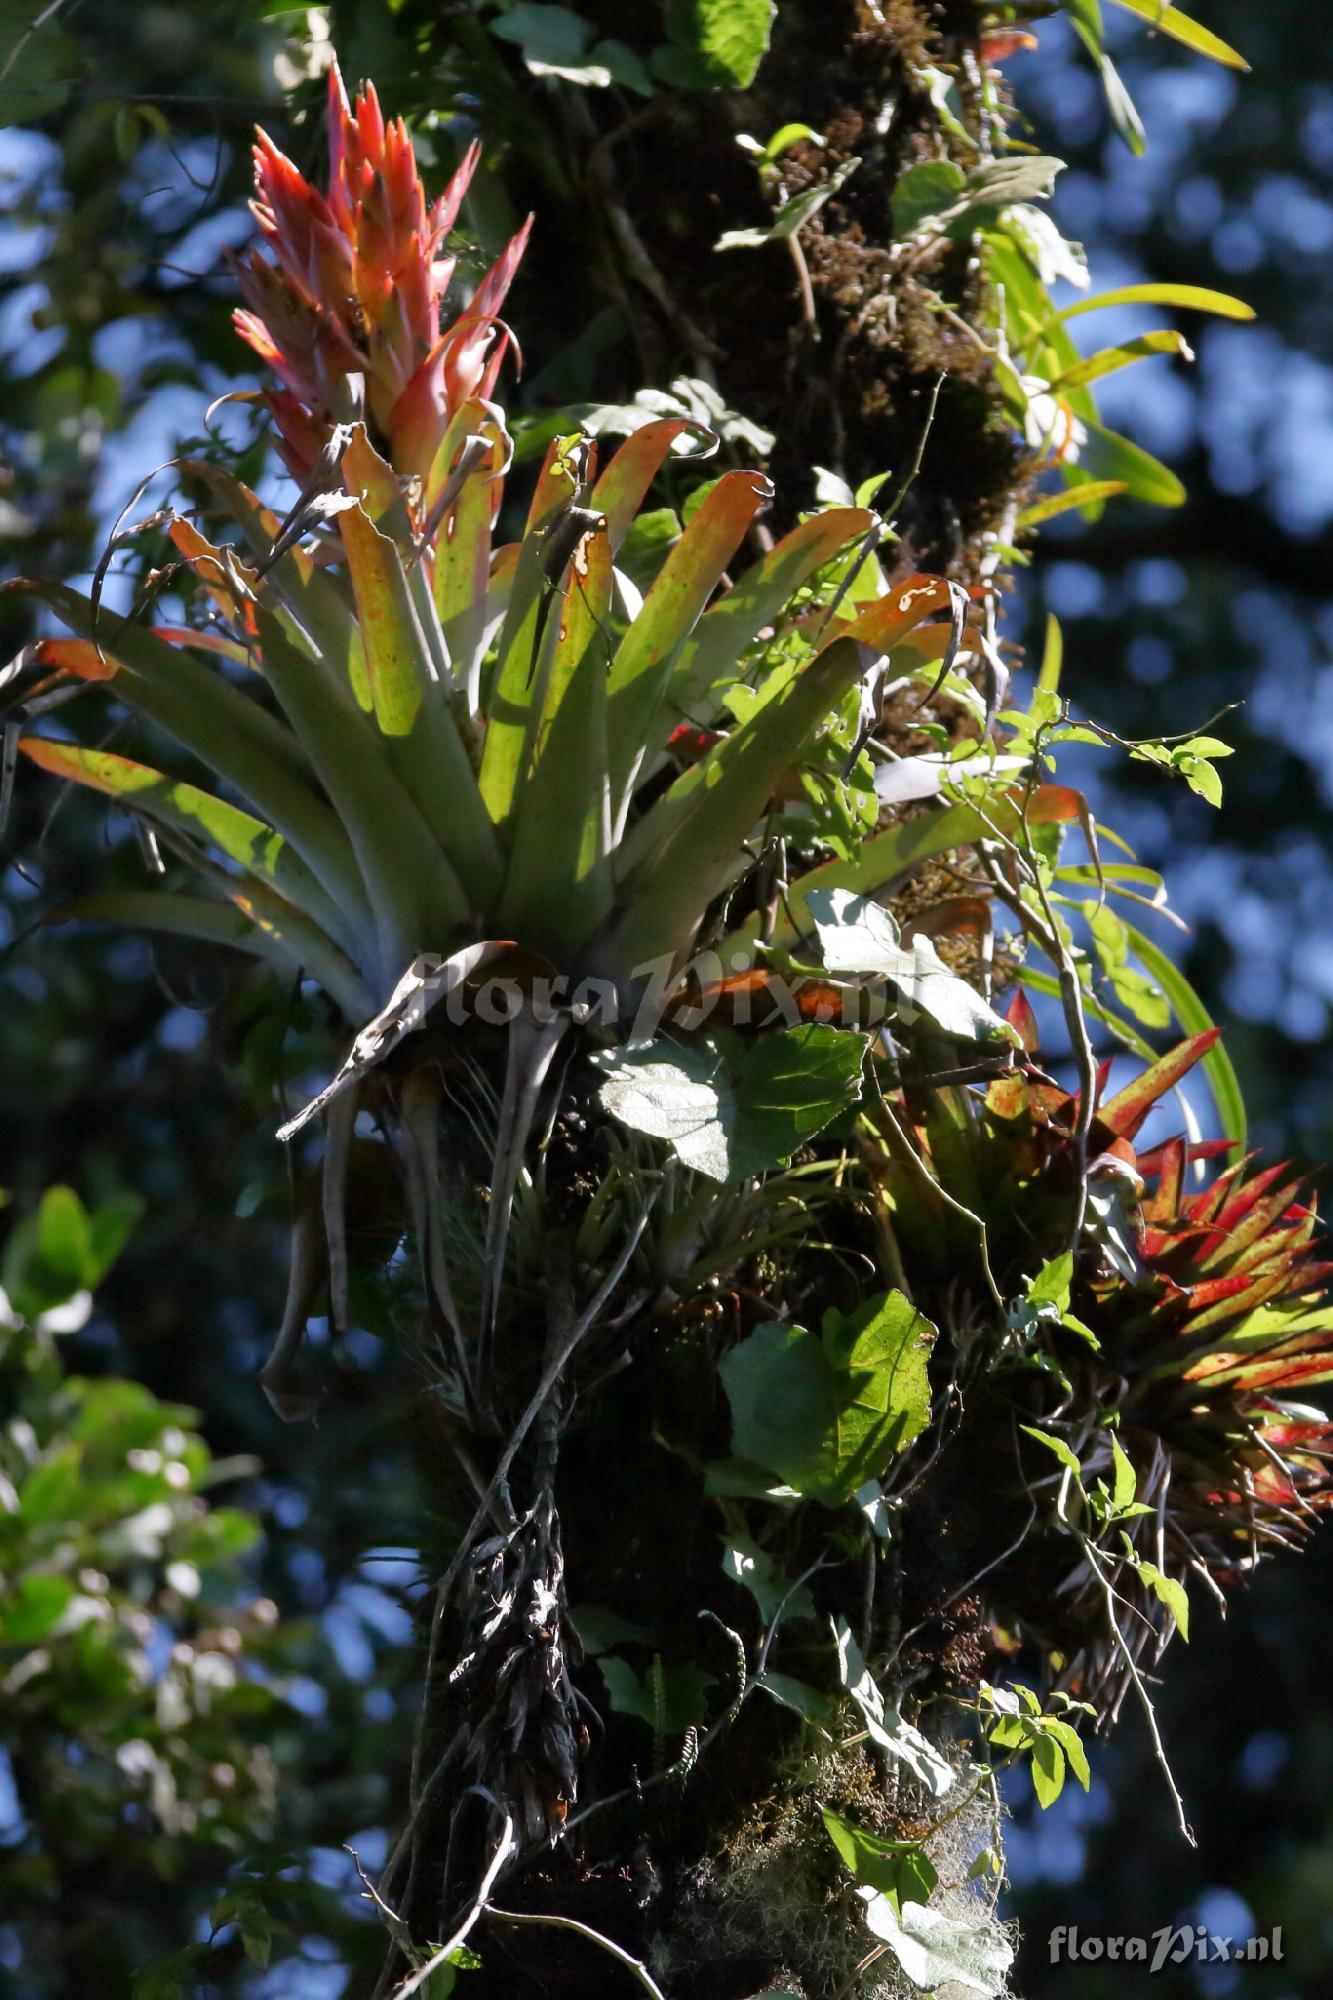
[234,61,531,480]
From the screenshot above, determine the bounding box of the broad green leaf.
[1030,1731,1066,1808]
[18,1444,84,1526]
[720,1292,935,1504]
[1136,1559,1191,1638]
[1107,0,1248,69]
[660,0,776,88]
[1047,1718,1092,1789]
[490,3,609,83]
[754,1672,836,1732]
[595,1040,732,1180]
[1,1571,76,1645]
[1021,1425,1083,1481]
[598,1655,715,1732]
[85,1193,144,1288]
[859,1890,1014,1996]
[1110,1433,1138,1511]
[808,888,1014,1042]
[822,1807,939,1909]
[730,1025,866,1175]
[595,1025,865,1182]
[722,1535,816,1623]
[891,159,966,238]
[35,1184,93,1286]
[4,1183,143,1321]
[568,1603,655,1653]
[964,154,1065,211]
[1028,1254,1074,1314]
[891,155,1063,240]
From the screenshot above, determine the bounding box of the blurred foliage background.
[0,1,1328,1993]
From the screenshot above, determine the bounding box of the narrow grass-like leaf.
[1066,422,1186,507]
[1048,329,1193,393]
[1018,482,1128,527]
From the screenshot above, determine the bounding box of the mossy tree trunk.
[368,8,1026,1996]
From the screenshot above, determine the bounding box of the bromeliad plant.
[5,58,1026,1953]
[8,34,1333,2000]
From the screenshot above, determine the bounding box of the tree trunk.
[366,12,1024,1993]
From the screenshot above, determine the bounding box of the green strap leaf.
[338,493,503,909]
[1018,481,1128,527]
[50,890,373,1020]
[668,505,876,729]
[1047,327,1194,394]
[1120,920,1247,1156]
[19,737,352,954]
[6,579,371,944]
[499,526,617,952]
[1047,281,1254,328]
[1065,421,1186,508]
[721,797,1017,965]
[608,633,876,974]
[479,439,586,828]
[179,460,359,698]
[605,468,774,820]
[590,417,714,552]
[252,610,469,980]
[1106,0,1248,70]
